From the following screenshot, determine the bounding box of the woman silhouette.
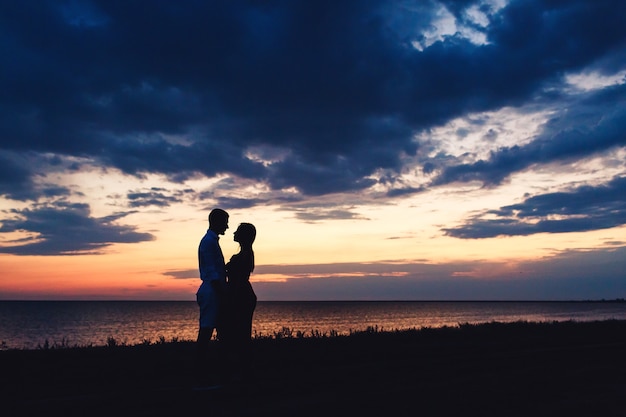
[224,222,257,379]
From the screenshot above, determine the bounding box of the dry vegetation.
[2,320,626,416]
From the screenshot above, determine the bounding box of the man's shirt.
[198,229,226,283]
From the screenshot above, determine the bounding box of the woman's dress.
[224,251,257,345]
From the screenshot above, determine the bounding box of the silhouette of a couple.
[195,208,257,389]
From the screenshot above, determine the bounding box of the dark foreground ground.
[2,320,626,417]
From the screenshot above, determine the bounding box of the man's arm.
[198,234,226,283]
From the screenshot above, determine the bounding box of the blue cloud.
[0,202,154,255]
[1,0,624,200]
[443,176,626,238]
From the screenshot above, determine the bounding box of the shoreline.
[4,299,626,350]
[3,320,626,416]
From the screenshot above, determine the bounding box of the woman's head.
[234,223,256,247]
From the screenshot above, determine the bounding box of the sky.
[1,0,625,301]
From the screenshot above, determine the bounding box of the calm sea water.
[1,300,626,350]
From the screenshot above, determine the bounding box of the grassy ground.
[2,320,626,417]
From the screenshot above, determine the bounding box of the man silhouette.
[196,208,229,387]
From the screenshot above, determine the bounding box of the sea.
[1,300,626,350]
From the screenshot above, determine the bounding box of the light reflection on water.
[254,301,626,336]
[1,300,625,349]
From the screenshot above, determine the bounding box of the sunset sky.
[1,0,625,301]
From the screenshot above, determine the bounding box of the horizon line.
[1,298,624,303]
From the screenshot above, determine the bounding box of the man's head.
[208,208,229,235]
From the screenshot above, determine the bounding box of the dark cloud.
[0,152,38,200]
[97,136,267,183]
[248,247,626,300]
[267,154,378,195]
[164,246,626,300]
[443,176,626,238]
[0,202,154,255]
[163,269,198,280]
[214,196,268,210]
[1,0,624,199]
[433,84,626,186]
[294,208,367,222]
[0,152,75,201]
[386,186,426,198]
[127,187,183,208]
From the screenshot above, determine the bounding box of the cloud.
[386,186,426,198]
[0,155,36,200]
[0,0,625,269]
[443,176,626,238]
[165,246,626,300]
[126,187,183,208]
[163,269,198,280]
[293,208,368,222]
[247,246,626,300]
[432,84,626,186]
[214,197,267,210]
[0,202,154,255]
[1,0,625,200]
